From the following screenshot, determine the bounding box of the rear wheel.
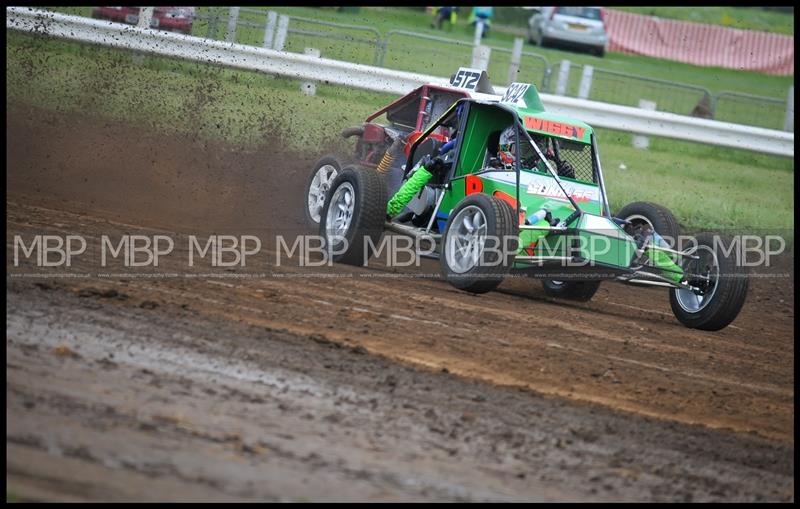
[441,194,518,294]
[305,156,342,227]
[319,166,387,266]
[616,201,680,247]
[669,233,748,331]
[542,279,601,302]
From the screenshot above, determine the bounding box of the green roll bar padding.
[386,166,433,217]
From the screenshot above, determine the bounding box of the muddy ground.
[6,106,795,501]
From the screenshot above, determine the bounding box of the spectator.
[468,7,493,38]
[431,7,458,31]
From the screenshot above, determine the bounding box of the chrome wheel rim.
[625,214,654,234]
[308,164,338,224]
[325,182,355,245]
[675,244,719,313]
[446,205,488,274]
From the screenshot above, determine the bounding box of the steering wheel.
[409,138,443,169]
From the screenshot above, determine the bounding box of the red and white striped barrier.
[605,10,794,76]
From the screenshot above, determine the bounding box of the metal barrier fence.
[378,29,475,80]
[10,6,793,157]
[196,8,383,65]
[712,91,789,131]
[553,62,714,118]
[277,14,382,66]
[487,45,551,90]
[60,7,795,133]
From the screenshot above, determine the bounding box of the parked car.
[91,6,196,35]
[528,6,608,57]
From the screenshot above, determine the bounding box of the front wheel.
[319,166,387,267]
[305,155,342,227]
[541,279,601,302]
[441,194,518,294]
[669,232,748,331]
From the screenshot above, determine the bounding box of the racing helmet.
[498,126,516,166]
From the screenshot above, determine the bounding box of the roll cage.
[405,98,613,227]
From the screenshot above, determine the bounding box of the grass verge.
[6,31,794,239]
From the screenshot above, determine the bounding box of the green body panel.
[439,176,465,216]
[645,246,685,282]
[392,87,684,283]
[437,171,615,263]
[575,214,637,268]
[454,104,516,177]
[439,171,602,229]
[502,84,593,144]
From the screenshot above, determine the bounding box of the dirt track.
[6,106,795,501]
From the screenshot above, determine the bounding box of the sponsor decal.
[479,171,599,204]
[524,116,586,140]
[525,181,595,203]
[465,174,483,195]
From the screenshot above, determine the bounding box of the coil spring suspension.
[376,137,406,174]
[376,150,394,174]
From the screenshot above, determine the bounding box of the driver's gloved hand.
[420,154,445,173]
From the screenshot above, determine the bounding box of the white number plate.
[501,82,530,104]
[449,67,483,91]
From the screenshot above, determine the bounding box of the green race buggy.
[317,74,748,331]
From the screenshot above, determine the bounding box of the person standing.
[431,6,458,31]
[468,7,493,38]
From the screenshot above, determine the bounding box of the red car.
[91,6,196,34]
[304,84,472,226]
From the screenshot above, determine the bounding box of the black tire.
[669,232,748,331]
[541,279,601,302]
[319,166,387,267]
[305,155,343,227]
[616,201,680,248]
[440,194,518,294]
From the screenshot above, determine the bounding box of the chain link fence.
[378,30,475,79]
[487,46,551,90]
[553,63,715,118]
[712,91,788,131]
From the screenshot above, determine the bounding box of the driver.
[492,126,545,170]
[497,126,576,179]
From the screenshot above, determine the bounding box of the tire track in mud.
[6,106,795,500]
[7,200,794,442]
[6,279,794,502]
